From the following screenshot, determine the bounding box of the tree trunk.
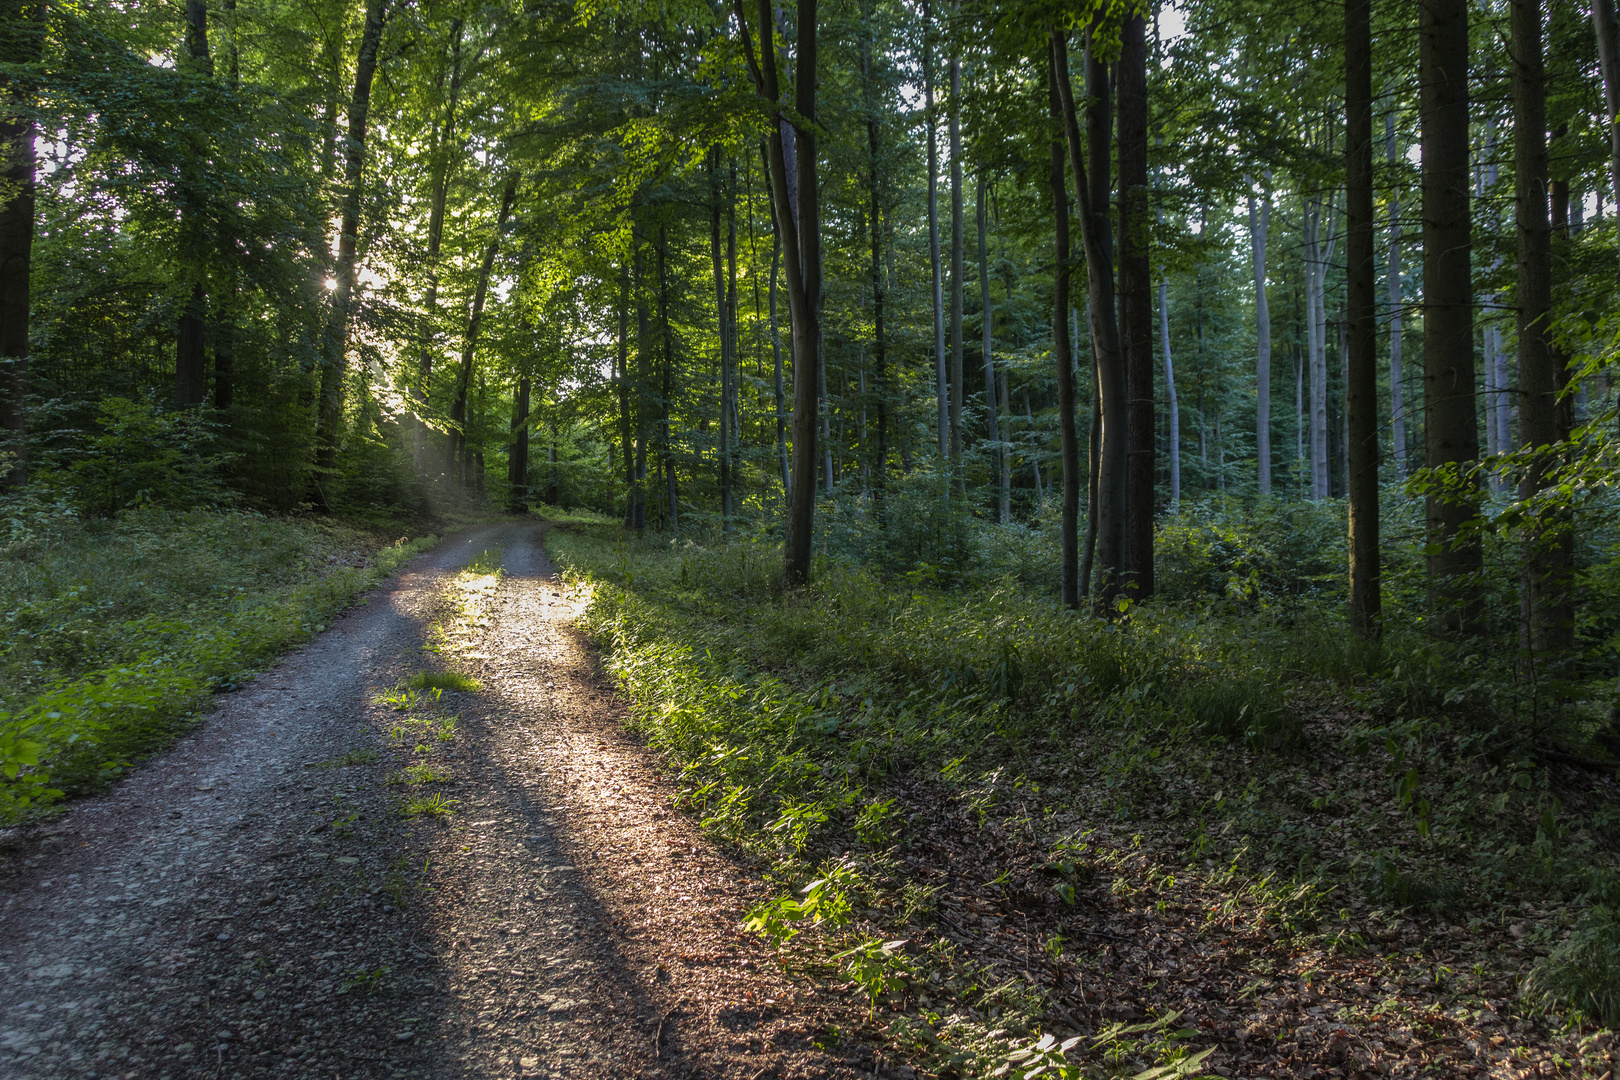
[867,101,887,510]
[1248,183,1272,494]
[1024,391,1044,506]
[1347,0,1381,635]
[175,0,212,409]
[0,0,40,487]
[735,0,821,582]
[415,18,464,467]
[1593,0,1620,280]
[508,374,529,512]
[819,342,832,494]
[1159,276,1180,513]
[618,259,634,527]
[710,148,732,529]
[1046,52,1079,610]
[634,237,648,531]
[769,229,789,499]
[1421,0,1483,631]
[948,31,964,463]
[978,175,1001,522]
[726,159,740,519]
[924,3,947,462]
[657,222,678,530]
[1119,10,1153,599]
[448,174,519,485]
[547,413,559,506]
[1513,0,1573,654]
[1051,28,1127,610]
[314,0,391,506]
[1305,196,1333,499]
[1386,109,1407,480]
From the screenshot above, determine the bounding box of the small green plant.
[829,937,912,1017]
[742,861,859,950]
[999,1012,1215,1080]
[1523,907,1620,1027]
[435,716,456,741]
[399,792,458,819]
[337,966,389,996]
[853,796,900,844]
[313,748,379,767]
[401,763,450,784]
[767,799,830,854]
[408,670,480,693]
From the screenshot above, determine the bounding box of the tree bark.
[313,0,391,506]
[1047,49,1079,610]
[657,222,678,529]
[1248,183,1272,494]
[948,27,964,463]
[1513,0,1573,654]
[618,259,634,527]
[978,175,1001,522]
[508,374,529,512]
[1159,276,1179,513]
[1593,0,1620,279]
[1051,28,1127,610]
[924,3,947,462]
[734,0,821,582]
[1119,11,1153,599]
[1347,0,1381,635]
[1386,109,1407,480]
[0,0,40,487]
[867,91,887,510]
[710,148,733,529]
[175,0,212,409]
[768,228,789,499]
[414,18,464,466]
[447,174,519,485]
[1421,0,1483,631]
[633,236,648,531]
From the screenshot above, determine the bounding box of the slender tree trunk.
[1248,184,1272,493]
[547,413,559,505]
[1306,197,1333,498]
[1593,0,1620,279]
[618,260,634,527]
[213,0,238,415]
[1386,109,1407,480]
[1513,0,1573,654]
[0,0,39,487]
[1052,28,1127,609]
[710,149,733,529]
[1159,276,1180,512]
[447,174,519,485]
[1119,9,1153,599]
[726,159,740,520]
[1421,0,1483,631]
[508,374,529,512]
[867,106,887,511]
[1047,50,1079,609]
[978,175,1001,522]
[314,0,391,506]
[415,19,464,467]
[634,236,648,531]
[819,345,833,494]
[175,0,213,409]
[924,4,947,462]
[657,223,678,530]
[948,31,964,463]
[1024,391,1044,505]
[1347,0,1381,635]
[769,230,789,499]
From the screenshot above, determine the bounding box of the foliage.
[1523,907,1620,1028]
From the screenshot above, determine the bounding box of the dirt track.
[0,522,873,1080]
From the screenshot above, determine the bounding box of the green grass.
[407,670,481,693]
[398,791,458,818]
[0,503,435,820]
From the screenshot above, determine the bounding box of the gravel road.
[0,522,871,1080]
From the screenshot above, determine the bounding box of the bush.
[1524,908,1620,1027]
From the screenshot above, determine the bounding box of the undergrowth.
[0,501,435,820]
[548,516,1620,1072]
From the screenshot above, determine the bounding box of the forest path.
[0,522,870,1080]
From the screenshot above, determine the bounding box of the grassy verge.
[549,522,1620,1079]
[0,504,437,820]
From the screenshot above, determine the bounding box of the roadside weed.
[407,670,480,693]
[399,792,458,819]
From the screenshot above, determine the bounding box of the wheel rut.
[0,522,871,1080]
